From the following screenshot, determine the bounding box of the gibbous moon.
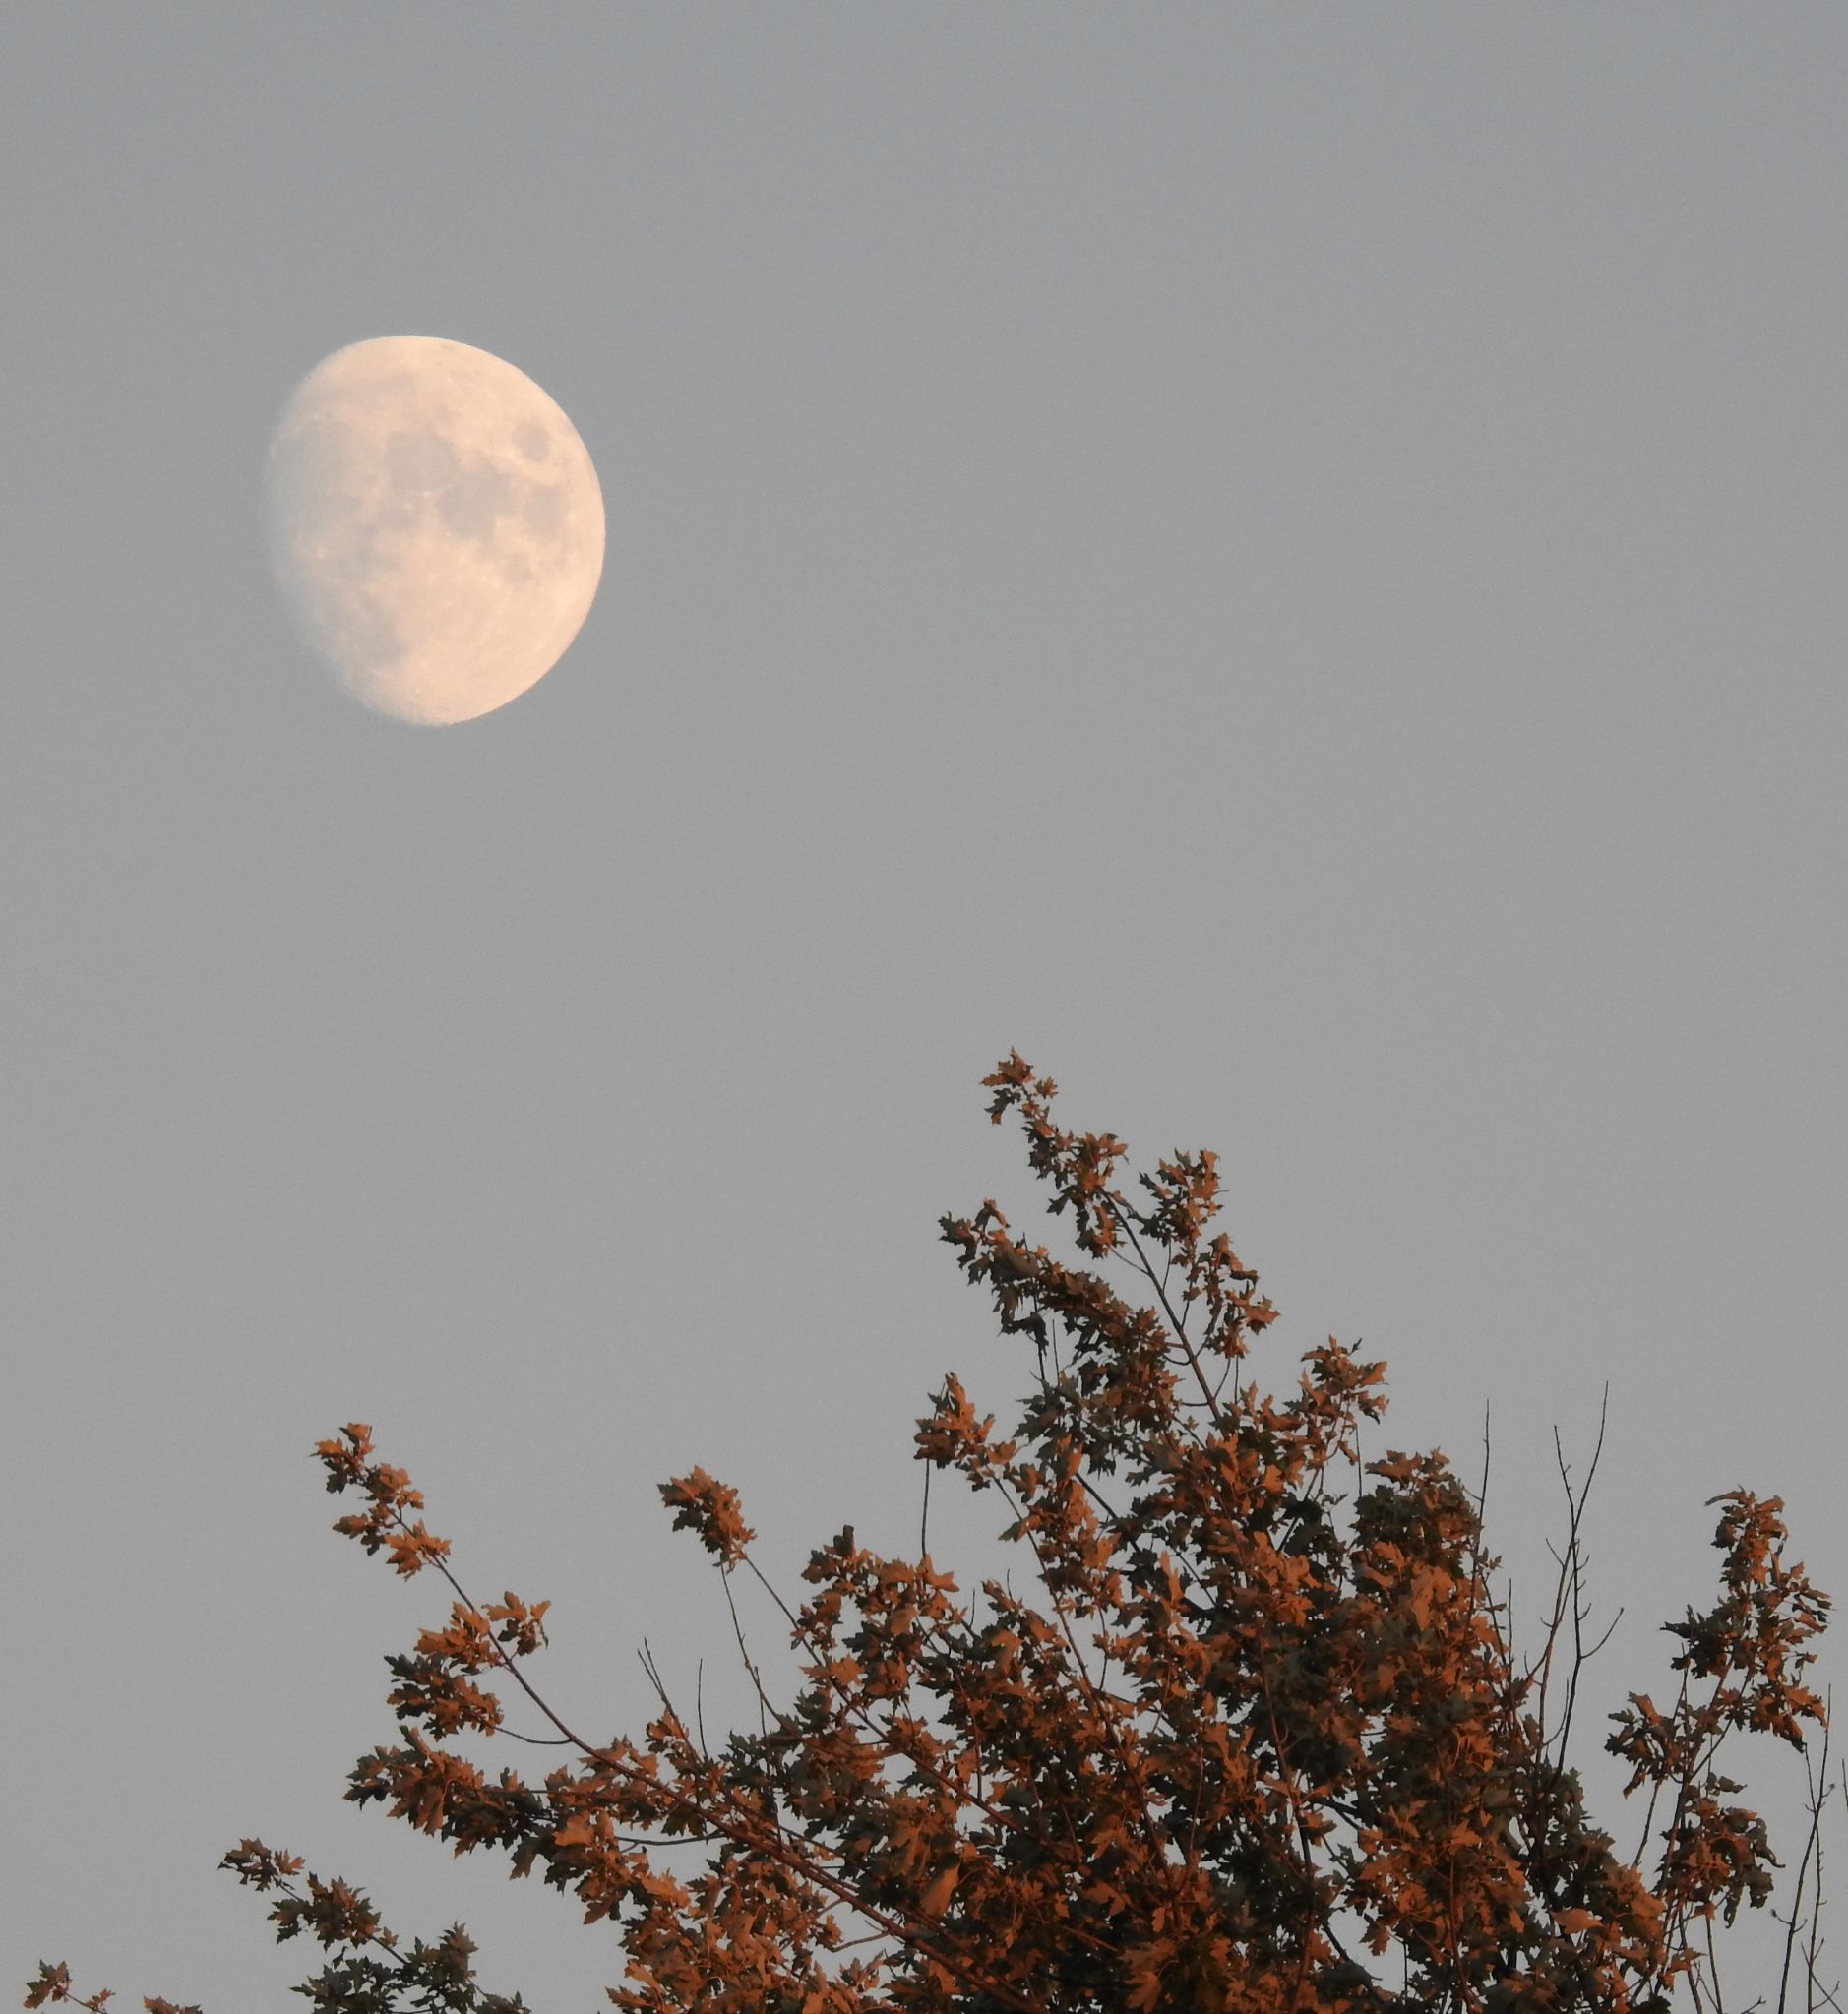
[264,336,605,725]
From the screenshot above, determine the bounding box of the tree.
[30,1054,1835,2014]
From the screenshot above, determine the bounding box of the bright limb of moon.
[264,336,605,725]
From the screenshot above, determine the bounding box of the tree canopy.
[31,1055,1833,2014]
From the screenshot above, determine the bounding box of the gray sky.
[4,7,1845,2005]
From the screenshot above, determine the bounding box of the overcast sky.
[5,8,1845,2006]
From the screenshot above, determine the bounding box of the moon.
[264,336,605,725]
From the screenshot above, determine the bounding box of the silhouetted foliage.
[33,1056,1836,2013]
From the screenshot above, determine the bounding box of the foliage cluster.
[31,1057,1833,2013]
